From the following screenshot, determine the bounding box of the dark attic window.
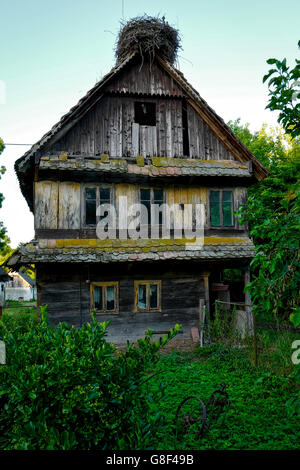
[182,101,190,157]
[134,102,156,126]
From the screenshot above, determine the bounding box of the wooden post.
[36,284,41,320]
[199,298,205,346]
[252,310,258,367]
[202,271,210,318]
[244,265,253,334]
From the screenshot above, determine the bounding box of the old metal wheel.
[175,396,207,438]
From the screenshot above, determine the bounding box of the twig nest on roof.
[115,15,181,65]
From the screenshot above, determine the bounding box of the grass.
[1,301,37,332]
[2,300,37,318]
[147,343,300,450]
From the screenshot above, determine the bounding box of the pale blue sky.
[0,0,299,247]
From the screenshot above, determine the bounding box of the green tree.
[228,120,300,322]
[263,41,300,138]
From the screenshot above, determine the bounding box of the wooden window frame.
[82,184,113,228]
[208,189,234,228]
[134,280,162,313]
[90,281,119,314]
[138,187,165,227]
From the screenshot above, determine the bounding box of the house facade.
[5,270,36,301]
[9,50,268,343]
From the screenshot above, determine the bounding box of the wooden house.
[8,24,268,343]
[5,270,36,301]
[0,267,9,305]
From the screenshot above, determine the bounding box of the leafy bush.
[0,306,181,450]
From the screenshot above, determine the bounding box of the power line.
[3,143,32,146]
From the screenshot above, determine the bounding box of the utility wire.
[3,143,32,146]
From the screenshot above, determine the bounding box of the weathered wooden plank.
[34,181,58,229]
[132,123,139,157]
[58,182,81,229]
[106,60,185,97]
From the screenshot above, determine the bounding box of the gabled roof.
[17,270,35,287]
[15,52,269,210]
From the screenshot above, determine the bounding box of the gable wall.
[51,61,237,161]
[53,95,236,161]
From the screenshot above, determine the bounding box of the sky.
[0,0,299,247]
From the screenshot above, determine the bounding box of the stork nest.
[115,15,181,65]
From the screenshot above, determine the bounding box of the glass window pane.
[100,188,110,203]
[210,191,220,204]
[223,192,233,226]
[86,188,96,225]
[223,191,232,203]
[86,188,96,200]
[149,284,158,309]
[223,204,232,226]
[140,189,151,225]
[210,191,220,226]
[94,286,103,310]
[153,190,163,224]
[106,285,115,311]
[138,284,147,309]
[140,189,151,201]
[153,189,163,203]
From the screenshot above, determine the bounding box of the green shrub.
[0,306,181,450]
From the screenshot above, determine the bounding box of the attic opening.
[182,101,190,157]
[134,102,156,126]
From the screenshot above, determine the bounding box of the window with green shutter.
[210,190,233,227]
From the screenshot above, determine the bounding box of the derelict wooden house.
[10,21,268,343]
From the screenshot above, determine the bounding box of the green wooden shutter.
[210,191,221,226]
[223,191,233,226]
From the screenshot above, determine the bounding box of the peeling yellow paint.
[100,154,109,163]
[136,155,145,166]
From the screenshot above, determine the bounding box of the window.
[90,282,118,314]
[85,186,111,226]
[209,190,233,226]
[182,101,190,157]
[135,281,161,312]
[134,102,156,126]
[140,188,164,225]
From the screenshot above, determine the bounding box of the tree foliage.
[228,120,300,322]
[263,41,300,138]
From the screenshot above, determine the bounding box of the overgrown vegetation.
[227,120,300,323]
[0,310,298,450]
[148,347,299,450]
[0,307,181,450]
